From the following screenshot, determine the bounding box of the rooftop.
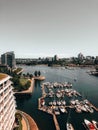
[0,73,8,81]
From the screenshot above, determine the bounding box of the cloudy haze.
[0,0,98,58]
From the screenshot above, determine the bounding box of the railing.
[3,81,12,92]
[0,100,3,113]
[0,113,3,123]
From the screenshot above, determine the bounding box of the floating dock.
[53,114,60,130]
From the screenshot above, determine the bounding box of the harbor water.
[16,65,98,130]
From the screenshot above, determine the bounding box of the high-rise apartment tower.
[0,73,16,130]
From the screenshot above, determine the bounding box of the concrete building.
[0,73,16,130]
[54,55,59,61]
[1,52,16,69]
[78,53,84,60]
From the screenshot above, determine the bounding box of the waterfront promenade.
[53,114,60,130]
[17,110,39,130]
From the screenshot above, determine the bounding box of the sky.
[0,0,98,58]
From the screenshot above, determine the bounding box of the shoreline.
[14,78,35,94]
[17,110,39,130]
[14,76,45,95]
[17,63,96,68]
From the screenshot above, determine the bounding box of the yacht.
[70,100,76,105]
[92,120,98,130]
[61,100,66,106]
[59,106,66,113]
[53,100,56,106]
[84,105,94,113]
[53,106,60,115]
[84,119,96,130]
[66,123,74,130]
[57,100,61,106]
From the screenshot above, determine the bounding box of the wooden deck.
[53,114,60,130]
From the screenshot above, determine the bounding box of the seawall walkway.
[17,110,39,130]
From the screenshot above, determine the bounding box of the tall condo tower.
[0,73,16,130]
[1,51,16,69]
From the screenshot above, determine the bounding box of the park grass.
[15,113,22,130]
[19,78,28,86]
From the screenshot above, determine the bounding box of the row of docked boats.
[43,81,72,88]
[40,105,67,115]
[43,82,81,99]
[70,99,94,113]
[49,100,66,106]
[41,81,94,114]
[48,98,94,114]
[66,119,98,130]
[40,98,67,115]
[47,88,81,98]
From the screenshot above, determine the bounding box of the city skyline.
[0,0,98,58]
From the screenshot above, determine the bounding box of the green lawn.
[14,68,23,74]
[19,78,28,86]
[14,112,22,130]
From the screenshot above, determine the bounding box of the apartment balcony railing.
[3,81,12,91]
[0,105,3,113]
[0,113,3,122]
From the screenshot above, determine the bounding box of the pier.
[53,114,60,130]
[34,76,45,81]
[38,97,61,130]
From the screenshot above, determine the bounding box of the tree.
[23,74,26,77]
[25,81,31,89]
[26,72,30,77]
[38,71,41,76]
[34,71,37,77]
[30,74,33,79]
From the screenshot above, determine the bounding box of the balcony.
[0,88,4,95]
[4,92,14,104]
[0,96,3,103]
[3,99,16,117]
[3,81,12,91]
[0,113,3,122]
[0,123,3,130]
[3,91,9,100]
[0,105,3,112]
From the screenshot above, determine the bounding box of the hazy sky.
[0,0,98,58]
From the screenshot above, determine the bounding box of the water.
[16,65,98,130]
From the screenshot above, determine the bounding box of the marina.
[38,81,98,130]
[39,81,98,115]
[16,65,98,130]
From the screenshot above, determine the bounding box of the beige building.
[0,73,16,130]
